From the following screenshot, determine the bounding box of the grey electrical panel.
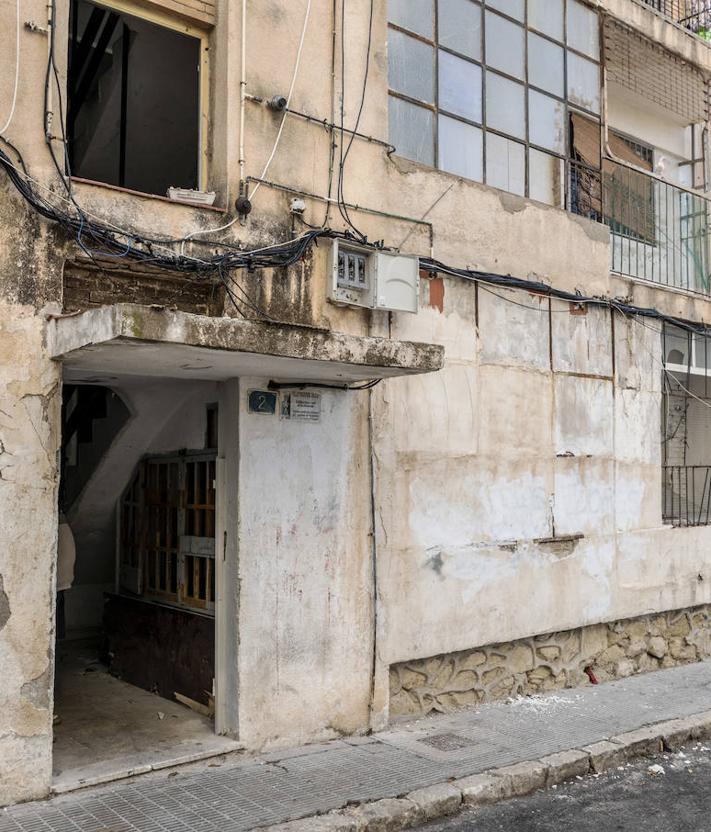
[329,240,419,314]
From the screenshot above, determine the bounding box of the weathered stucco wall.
[0,302,61,806]
[0,0,66,792]
[235,377,374,749]
[371,277,711,723]
[2,0,711,807]
[0,112,64,801]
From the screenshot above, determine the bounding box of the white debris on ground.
[503,693,584,713]
[545,745,711,804]
[552,743,711,804]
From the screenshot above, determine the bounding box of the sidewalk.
[3,660,711,832]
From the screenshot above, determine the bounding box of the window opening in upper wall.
[67,0,204,196]
[568,110,601,220]
[386,0,601,204]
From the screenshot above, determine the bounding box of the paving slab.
[3,660,711,832]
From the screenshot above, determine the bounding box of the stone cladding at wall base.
[389,605,711,719]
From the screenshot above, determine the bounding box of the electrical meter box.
[329,240,419,314]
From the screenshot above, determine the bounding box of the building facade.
[2,0,711,808]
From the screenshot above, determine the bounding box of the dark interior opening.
[67,0,201,195]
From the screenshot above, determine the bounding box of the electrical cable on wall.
[0,0,20,137]
[184,0,313,246]
[6,0,378,273]
[249,0,312,201]
[4,17,711,341]
[320,0,340,229]
[0,140,339,276]
[417,256,711,338]
[5,128,711,340]
[335,0,374,241]
[45,0,74,198]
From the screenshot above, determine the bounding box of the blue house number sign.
[248,390,277,415]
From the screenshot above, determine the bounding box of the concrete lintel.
[46,304,444,384]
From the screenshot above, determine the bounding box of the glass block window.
[387,0,601,206]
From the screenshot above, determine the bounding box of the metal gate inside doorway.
[119,452,217,614]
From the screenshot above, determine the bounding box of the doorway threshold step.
[52,735,242,795]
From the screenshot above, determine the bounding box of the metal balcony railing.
[569,158,711,295]
[663,465,711,526]
[642,0,711,39]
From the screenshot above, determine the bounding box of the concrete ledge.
[346,797,424,831]
[258,710,711,832]
[47,303,444,384]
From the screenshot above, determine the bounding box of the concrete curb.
[259,711,711,831]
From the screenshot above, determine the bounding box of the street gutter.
[259,710,711,831]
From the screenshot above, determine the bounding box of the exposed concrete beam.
[46,304,444,384]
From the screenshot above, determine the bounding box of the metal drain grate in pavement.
[418,733,476,751]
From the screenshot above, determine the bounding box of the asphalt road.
[420,743,711,831]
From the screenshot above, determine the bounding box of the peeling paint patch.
[20,664,51,710]
[534,534,584,558]
[498,192,527,214]
[426,549,444,576]
[570,211,610,243]
[0,575,10,632]
[426,276,445,313]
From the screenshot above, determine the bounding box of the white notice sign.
[288,392,321,422]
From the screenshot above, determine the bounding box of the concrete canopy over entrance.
[47,302,444,766]
[47,304,444,383]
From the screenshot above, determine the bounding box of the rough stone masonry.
[390,604,711,718]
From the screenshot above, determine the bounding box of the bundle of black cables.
[2,141,708,339]
[0,144,335,275]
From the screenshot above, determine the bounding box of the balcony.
[641,1,711,39]
[570,158,711,295]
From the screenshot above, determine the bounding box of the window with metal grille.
[119,452,216,615]
[662,322,711,527]
[387,0,601,206]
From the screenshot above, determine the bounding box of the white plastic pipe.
[0,0,20,136]
[45,0,54,140]
[239,0,247,188]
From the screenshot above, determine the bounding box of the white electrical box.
[329,240,419,314]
